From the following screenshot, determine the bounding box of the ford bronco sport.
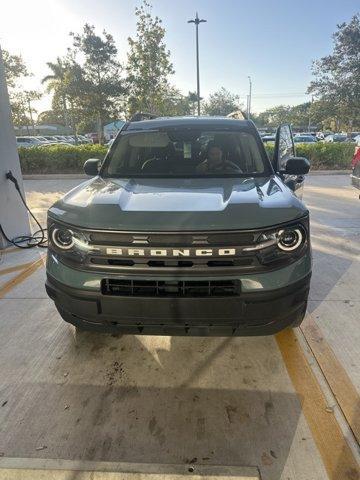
[46,117,311,336]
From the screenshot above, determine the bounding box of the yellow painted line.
[0,262,34,277]
[301,314,360,444]
[0,257,45,299]
[276,329,360,480]
[0,459,260,480]
[0,470,259,480]
[1,246,24,254]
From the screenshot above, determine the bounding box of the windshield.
[102,128,270,178]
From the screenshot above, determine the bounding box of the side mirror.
[84,158,100,176]
[284,157,310,175]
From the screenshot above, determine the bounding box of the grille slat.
[101,279,240,297]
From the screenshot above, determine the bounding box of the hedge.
[18,142,355,174]
[19,144,107,174]
[264,142,354,170]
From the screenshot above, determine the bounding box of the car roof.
[126,116,252,131]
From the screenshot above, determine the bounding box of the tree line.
[2,2,360,139]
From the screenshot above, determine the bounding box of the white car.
[324,134,348,143]
[16,136,45,148]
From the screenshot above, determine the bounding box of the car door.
[273,124,305,198]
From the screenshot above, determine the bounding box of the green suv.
[46,117,311,336]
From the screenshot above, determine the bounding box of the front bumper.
[46,268,311,336]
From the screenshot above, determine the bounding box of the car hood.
[48,176,307,231]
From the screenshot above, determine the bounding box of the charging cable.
[0,171,47,249]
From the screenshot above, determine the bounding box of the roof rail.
[130,112,158,122]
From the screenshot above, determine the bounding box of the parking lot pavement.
[0,175,358,480]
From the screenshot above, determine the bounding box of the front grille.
[101,279,240,297]
[91,257,255,269]
[89,231,255,247]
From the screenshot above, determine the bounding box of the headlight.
[243,224,306,253]
[51,227,74,250]
[49,223,99,254]
[277,228,303,251]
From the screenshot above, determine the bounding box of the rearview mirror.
[284,157,310,175]
[84,158,100,176]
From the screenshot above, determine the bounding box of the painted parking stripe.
[0,262,35,277]
[276,329,360,480]
[0,257,45,299]
[0,459,260,479]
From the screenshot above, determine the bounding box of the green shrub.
[19,144,108,174]
[19,142,354,174]
[264,142,354,170]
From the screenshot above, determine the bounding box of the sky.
[1,0,359,115]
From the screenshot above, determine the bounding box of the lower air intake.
[101,279,240,297]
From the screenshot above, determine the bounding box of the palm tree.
[41,57,69,129]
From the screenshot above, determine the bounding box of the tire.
[291,302,308,328]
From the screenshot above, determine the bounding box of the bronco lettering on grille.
[105,247,237,257]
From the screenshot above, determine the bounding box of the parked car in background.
[352,134,360,145]
[325,134,348,143]
[86,132,99,144]
[293,135,317,144]
[62,136,75,144]
[16,136,45,148]
[53,135,71,143]
[74,135,91,144]
[43,136,62,143]
[79,135,92,144]
[34,136,52,143]
[261,134,276,143]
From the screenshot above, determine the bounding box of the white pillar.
[0,47,30,248]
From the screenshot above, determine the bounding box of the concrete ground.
[0,174,359,480]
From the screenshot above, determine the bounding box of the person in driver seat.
[196,143,241,173]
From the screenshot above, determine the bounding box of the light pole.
[247,76,252,119]
[188,12,206,116]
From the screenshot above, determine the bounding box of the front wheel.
[290,302,308,328]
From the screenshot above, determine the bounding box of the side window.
[237,133,264,173]
[275,125,295,171]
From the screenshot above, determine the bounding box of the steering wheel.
[224,160,243,173]
[141,157,160,171]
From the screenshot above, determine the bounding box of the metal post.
[188,13,207,116]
